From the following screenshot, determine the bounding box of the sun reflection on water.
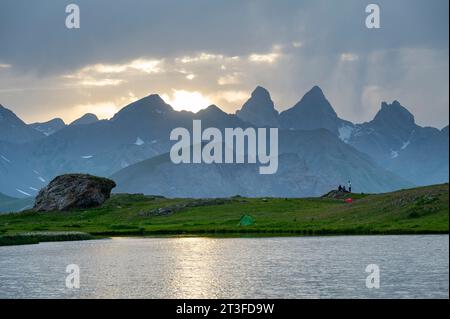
[166,237,224,298]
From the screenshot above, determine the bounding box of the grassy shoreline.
[1,229,448,247]
[0,231,96,246]
[0,184,448,246]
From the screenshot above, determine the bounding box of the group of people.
[338,181,352,193]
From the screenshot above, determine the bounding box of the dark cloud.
[0,0,448,127]
[1,0,447,74]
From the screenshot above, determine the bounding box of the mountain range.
[0,86,447,205]
[238,86,448,186]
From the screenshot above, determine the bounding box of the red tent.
[344,198,353,203]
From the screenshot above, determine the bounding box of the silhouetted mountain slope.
[279,86,352,134]
[0,104,44,143]
[0,192,33,214]
[0,140,47,197]
[112,129,410,197]
[236,86,279,127]
[5,95,249,191]
[69,113,99,126]
[384,126,449,185]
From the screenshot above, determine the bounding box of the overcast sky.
[0,0,448,128]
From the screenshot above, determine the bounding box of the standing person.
[338,185,342,192]
[348,180,352,193]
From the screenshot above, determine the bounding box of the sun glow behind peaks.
[161,90,212,113]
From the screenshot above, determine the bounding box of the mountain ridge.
[0,86,447,197]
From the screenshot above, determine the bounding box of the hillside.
[0,104,44,144]
[0,192,34,214]
[112,129,411,198]
[0,184,447,245]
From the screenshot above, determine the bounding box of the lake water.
[0,235,448,299]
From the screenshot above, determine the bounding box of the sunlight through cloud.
[161,90,212,113]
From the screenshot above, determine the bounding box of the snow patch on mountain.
[389,140,410,160]
[1,154,11,163]
[34,127,56,136]
[401,140,410,150]
[390,150,399,159]
[134,137,145,146]
[16,188,32,196]
[338,125,354,143]
[32,170,46,183]
[81,155,94,159]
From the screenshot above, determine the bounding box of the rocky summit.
[34,174,116,211]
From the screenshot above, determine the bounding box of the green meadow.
[0,184,448,246]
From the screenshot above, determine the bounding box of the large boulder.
[34,174,116,211]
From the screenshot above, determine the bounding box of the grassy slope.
[0,184,448,240]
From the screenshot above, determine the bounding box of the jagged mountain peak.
[251,86,271,99]
[308,85,325,96]
[279,86,345,134]
[373,100,415,127]
[236,85,278,127]
[243,86,275,110]
[295,85,337,117]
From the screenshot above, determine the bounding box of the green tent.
[238,214,254,226]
